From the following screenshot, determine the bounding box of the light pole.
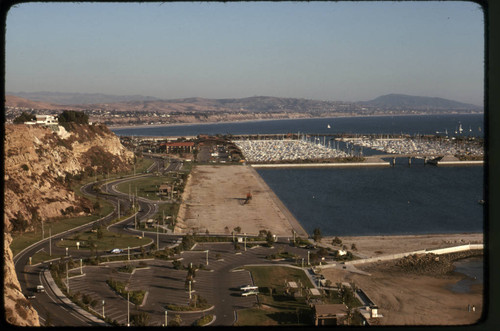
[189,280,192,300]
[307,251,310,266]
[244,234,247,251]
[157,221,159,250]
[66,247,68,256]
[164,310,168,327]
[102,300,105,318]
[206,250,209,266]
[127,292,130,326]
[128,246,130,261]
[49,227,52,256]
[80,259,83,275]
[66,262,69,293]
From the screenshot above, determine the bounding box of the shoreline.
[108,112,483,131]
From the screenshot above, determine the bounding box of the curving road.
[14,157,316,326]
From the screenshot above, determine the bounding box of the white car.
[110,248,123,254]
[240,285,258,291]
[241,290,259,297]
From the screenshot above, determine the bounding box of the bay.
[112,113,485,237]
[257,166,484,236]
[112,113,484,137]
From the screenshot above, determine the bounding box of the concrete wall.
[344,244,483,266]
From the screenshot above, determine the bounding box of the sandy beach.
[175,165,308,236]
[319,233,484,325]
[175,164,484,325]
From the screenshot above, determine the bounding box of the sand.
[175,165,485,325]
[175,165,308,236]
[320,233,484,326]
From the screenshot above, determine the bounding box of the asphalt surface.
[13,157,317,326]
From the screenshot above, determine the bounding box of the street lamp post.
[128,247,130,261]
[165,310,168,327]
[307,251,310,266]
[157,222,159,250]
[80,259,83,275]
[206,250,209,265]
[127,292,130,326]
[189,281,192,300]
[102,300,105,318]
[66,262,69,293]
[49,227,52,256]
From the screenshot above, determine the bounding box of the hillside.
[360,94,482,110]
[3,123,134,326]
[7,91,159,105]
[6,93,482,127]
[4,95,66,111]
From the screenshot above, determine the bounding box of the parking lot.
[66,242,309,326]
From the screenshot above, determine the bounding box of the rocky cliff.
[3,123,134,325]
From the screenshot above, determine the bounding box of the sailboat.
[327,124,331,129]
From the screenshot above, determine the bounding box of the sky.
[5,1,485,106]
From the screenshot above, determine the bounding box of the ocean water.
[257,165,484,236]
[450,256,484,293]
[112,113,485,237]
[112,113,484,137]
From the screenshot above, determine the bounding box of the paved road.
[14,158,319,326]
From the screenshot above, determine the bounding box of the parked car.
[240,285,258,291]
[110,248,123,254]
[241,290,259,297]
[36,285,45,293]
[25,292,36,299]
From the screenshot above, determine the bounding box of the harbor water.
[112,113,485,237]
[113,114,485,290]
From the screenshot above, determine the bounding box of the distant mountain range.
[6,91,482,112]
[7,91,160,105]
[360,94,482,110]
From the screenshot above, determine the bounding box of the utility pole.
[66,262,69,293]
[102,300,105,318]
[49,227,52,256]
[165,310,167,327]
[157,221,159,250]
[206,250,209,265]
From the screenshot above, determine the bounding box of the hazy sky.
[6,1,484,105]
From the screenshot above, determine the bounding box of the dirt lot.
[175,165,308,237]
[320,233,485,326]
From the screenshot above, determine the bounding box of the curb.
[43,269,108,326]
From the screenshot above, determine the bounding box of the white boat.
[327,124,331,129]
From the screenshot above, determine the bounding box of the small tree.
[233,226,241,234]
[266,231,274,247]
[313,228,322,242]
[131,312,150,326]
[13,111,36,124]
[169,314,182,326]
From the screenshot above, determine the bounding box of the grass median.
[11,157,153,257]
